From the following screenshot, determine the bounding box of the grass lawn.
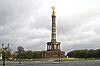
[62,58,100,61]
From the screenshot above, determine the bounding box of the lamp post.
[17,46,24,64]
[58,51,62,63]
[19,52,21,64]
[2,44,6,66]
[58,51,60,63]
[1,43,10,66]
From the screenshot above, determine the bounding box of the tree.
[32,51,42,59]
[95,49,100,58]
[11,53,16,60]
[1,47,11,60]
[16,46,25,64]
[5,50,11,60]
[67,49,96,58]
[24,50,33,59]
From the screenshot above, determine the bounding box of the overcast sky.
[0,0,100,53]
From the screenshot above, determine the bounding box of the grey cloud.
[30,15,51,30]
[57,9,100,35]
[62,41,100,53]
[0,0,45,49]
[0,0,100,53]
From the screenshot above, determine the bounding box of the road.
[0,60,100,66]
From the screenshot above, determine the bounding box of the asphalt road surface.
[0,60,100,66]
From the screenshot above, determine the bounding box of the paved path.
[0,61,100,66]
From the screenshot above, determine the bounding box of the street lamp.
[1,43,10,66]
[58,51,62,63]
[1,44,6,66]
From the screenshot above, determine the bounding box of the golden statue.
[51,6,56,16]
